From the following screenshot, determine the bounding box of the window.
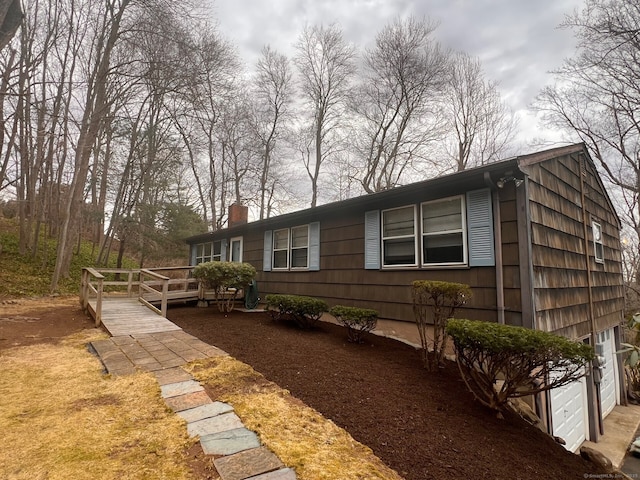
[273,229,290,269]
[421,196,466,265]
[382,206,417,266]
[364,189,493,270]
[230,237,243,262]
[195,241,222,264]
[291,225,309,268]
[592,221,604,263]
[272,225,309,270]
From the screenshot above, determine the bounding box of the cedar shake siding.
[520,148,624,339]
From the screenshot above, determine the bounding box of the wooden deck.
[79,266,249,337]
[87,297,182,337]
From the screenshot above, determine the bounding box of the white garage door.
[596,328,618,418]
[550,375,589,453]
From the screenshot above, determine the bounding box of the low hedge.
[329,305,378,344]
[446,318,595,412]
[265,294,328,329]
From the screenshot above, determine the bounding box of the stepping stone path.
[90,331,296,480]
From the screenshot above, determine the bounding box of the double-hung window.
[273,225,309,270]
[421,196,466,265]
[264,222,319,272]
[273,229,290,269]
[272,225,310,270]
[365,189,492,270]
[382,206,417,266]
[290,225,309,268]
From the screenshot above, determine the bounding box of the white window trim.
[230,236,243,263]
[593,221,604,264]
[420,195,467,267]
[381,205,418,268]
[290,225,310,270]
[272,228,290,270]
[272,225,310,271]
[195,242,212,264]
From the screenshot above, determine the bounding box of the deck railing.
[138,269,169,317]
[80,266,199,326]
[81,267,105,326]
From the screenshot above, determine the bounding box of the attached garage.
[596,328,619,418]
[550,374,589,453]
[549,326,621,453]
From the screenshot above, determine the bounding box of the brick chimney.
[228,203,248,228]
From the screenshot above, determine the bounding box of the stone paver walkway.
[90,327,296,480]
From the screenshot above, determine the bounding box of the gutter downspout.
[493,190,505,325]
[578,152,603,437]
[485,172,505,324]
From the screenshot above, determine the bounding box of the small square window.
[592,221,604,263]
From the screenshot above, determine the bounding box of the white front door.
[596,328,618,418]
[550,375,589,452]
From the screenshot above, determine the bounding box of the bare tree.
[252,45,293,219]
[218,96,253,208]
[351,16,449,193]
[294,23,356,207]
[444,51,518,172]
[534,0,640,282]
[51,0,133,290]
[184,27,240,230]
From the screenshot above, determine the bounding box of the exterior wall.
[247,204,498,323]
[522,151,624,339]
[187,145,624,335]
[498,182,525,327]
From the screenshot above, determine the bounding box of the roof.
[186,143,612,243]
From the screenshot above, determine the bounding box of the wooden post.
[95,276,103,327]
[80,268,88,311]
[127,270,133,297]
[161,276,168,318]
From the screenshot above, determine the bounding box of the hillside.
[0,217,141,298]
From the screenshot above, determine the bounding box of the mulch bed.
[167,306,604,480]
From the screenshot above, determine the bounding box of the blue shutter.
[364,210,381,269]
[220,239,228,262]
[466,188,495,267]
[308,222,320,271]
[263,230,272,271]
[190,244,197,265]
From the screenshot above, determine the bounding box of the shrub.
[411,280,471,371]
[447,318,595,413]
[193,261,257,312]
[329,305,378,343]
[265,294,328,329]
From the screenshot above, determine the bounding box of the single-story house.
[186,143,625,452]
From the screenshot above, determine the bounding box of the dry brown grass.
[187,356,404,480]
[0,329,197,480]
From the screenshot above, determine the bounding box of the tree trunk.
[51,0,130,291]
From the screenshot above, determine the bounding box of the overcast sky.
[211,0,584,147]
